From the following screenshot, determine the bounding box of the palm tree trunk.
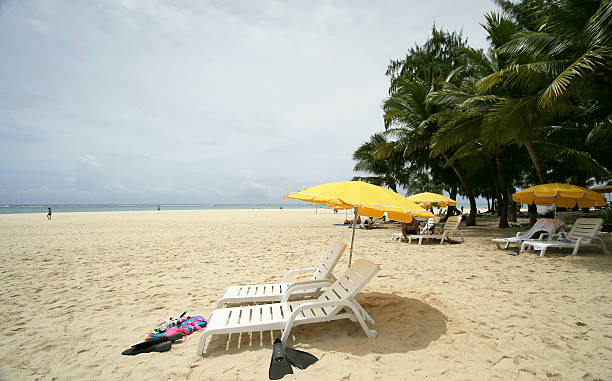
[448,186,458,216]
[441,152,476,226]
[507,187,517,222]
[387,177,398,193]
[524,140,546,184]
[495,155,509,228]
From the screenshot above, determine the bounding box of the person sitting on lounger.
[401,219,419,242]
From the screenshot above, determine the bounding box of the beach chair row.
[492,217,609,256]
[197,243,379,356]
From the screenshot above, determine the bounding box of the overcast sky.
[0,0,496,204]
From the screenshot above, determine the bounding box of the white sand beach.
[1,209,611,380]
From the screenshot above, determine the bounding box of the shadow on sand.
[200,292,447,358]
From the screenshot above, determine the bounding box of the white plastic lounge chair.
[408,215,464,245]
[491,218,565,249]
[196,258,380,356]
[391,218,435,241]
[216,242,347,308]
[520,218,609,257]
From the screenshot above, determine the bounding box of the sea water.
[0,204,318,215]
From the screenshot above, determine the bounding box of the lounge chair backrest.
[420,218,436,234]
[525,218,564,238]
[567,218,603,242]
[312,242,347,280]
[316,258,380,315]
[443,216,461,232]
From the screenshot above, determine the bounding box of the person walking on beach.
[47,208,52,220]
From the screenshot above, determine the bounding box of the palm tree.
[383,77,480,226]
[427,12,527,227]
[382,27,481,225]
[476,0,612,178]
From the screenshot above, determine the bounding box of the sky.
[0,0,497,204]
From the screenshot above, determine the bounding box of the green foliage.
[599,207,612,223]
[353,0,612,228]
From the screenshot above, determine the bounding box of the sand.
[1,209,611,380]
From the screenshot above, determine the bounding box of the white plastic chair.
[491,218,565,249]
[216,242,346,307]
[197,258,380,356]
[520,218,609,257]
[408,215,464,245]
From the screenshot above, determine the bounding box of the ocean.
[0,202,489,215]
[0,204,319,215]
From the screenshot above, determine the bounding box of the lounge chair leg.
[540,248,546,257]
[345,302,377,338]
[595,237,610,254]
[351,298,375,325]
[280,323,295,345]
[196,331,212,356]
[572,244,580,256]
[440,232,447,245]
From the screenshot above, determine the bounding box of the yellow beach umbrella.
[512,183,606,208]
[513,183,606,234]
[406,192,457,208]
[284,181,433,264]
[590,185,612,194]
[591,185,612,203]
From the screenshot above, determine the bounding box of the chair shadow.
[200,292,447,358]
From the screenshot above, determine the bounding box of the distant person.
[157,205,160,211]
[460,206,464,214]
[401,219,419,242]
[280,205,282,209]
[47,208,52,220]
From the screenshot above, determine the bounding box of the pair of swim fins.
[121,333,184,355]
[269,338,318,380]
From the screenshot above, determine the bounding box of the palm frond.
[539,46,612,110]
[585,0,612,47]
[445,141,483,165]
[586,113,612,144]
[496,31,571,59]
[481,97,540,147]
[474,59,572,93]
[430,114,482,156]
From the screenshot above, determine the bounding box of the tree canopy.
[353,0,612,227]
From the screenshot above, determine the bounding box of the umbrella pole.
[553,202,557,234]
[349,207,357,266]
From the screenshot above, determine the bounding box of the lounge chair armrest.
[282,268,318,283]
[541,233,560,241]
[288,299,356,317]
[515,231,523,238]
[281,280,333,302]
